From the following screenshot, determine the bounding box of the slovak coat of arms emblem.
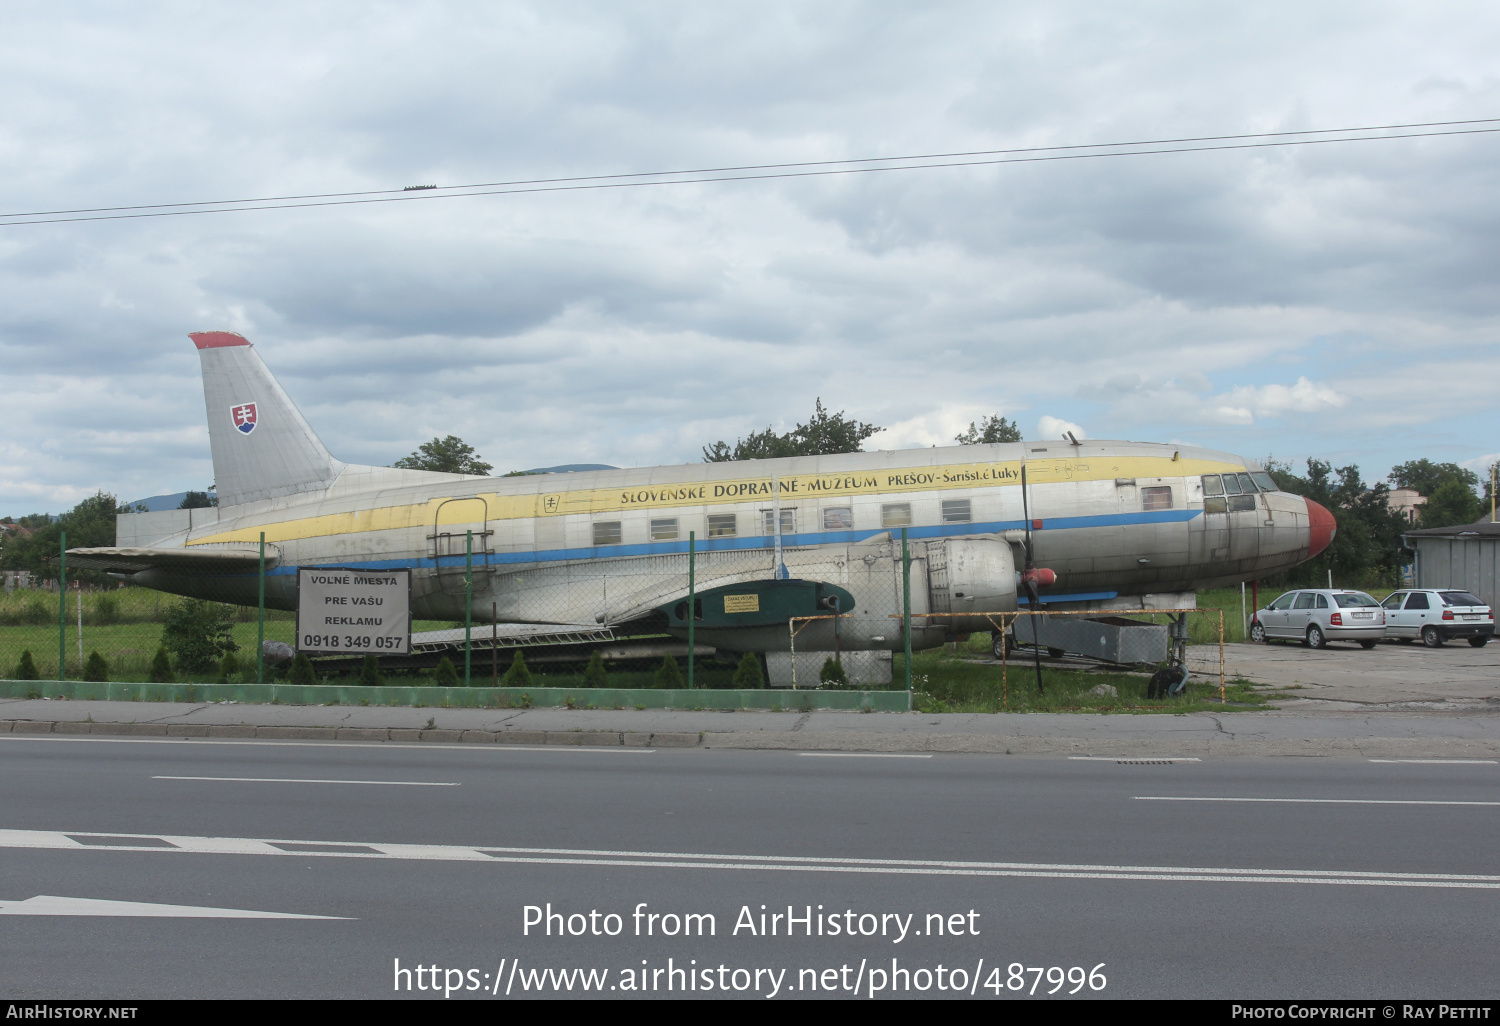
[231,402,258,435]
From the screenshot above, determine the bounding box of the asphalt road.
[2,734,1498,1000]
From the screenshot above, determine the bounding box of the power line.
[2,118,1496,228]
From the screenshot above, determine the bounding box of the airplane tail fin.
[190,331,344,507]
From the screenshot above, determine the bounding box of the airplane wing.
[64,546,281,575]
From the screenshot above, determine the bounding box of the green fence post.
[257,532,266,686]
[687,531,696,690]
[58,530,67,682]
[464,530,473,687]
[901,527,911,695]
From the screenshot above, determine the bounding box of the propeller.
[1020,464,1045,695]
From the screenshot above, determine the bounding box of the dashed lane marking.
[153,776,460,786]
[1136,796,1500,806]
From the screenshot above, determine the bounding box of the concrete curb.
[3,717,1498,758]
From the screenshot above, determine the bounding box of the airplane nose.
[1306,498,1336,557]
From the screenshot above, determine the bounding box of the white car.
[1379,589,1493,648]
[1249,589,1385,649]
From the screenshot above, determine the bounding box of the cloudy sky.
[2,1,1499,515]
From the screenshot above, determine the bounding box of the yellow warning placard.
[723,594,760,614]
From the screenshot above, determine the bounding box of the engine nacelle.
[929,538,1018,628]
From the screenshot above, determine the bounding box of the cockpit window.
[1236,473,1258,493]
[1250,472,1277,492]
[1201,474,1224,496]
[1221,474,1243,495]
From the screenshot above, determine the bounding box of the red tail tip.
[190,331,251,350]
[1306,499,1336,557]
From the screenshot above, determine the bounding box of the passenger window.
[1141,486,1173,511]
[1315,594,1329,609]
[649,518,678,541]
[941,499,971,523]
[1269,593,1296,610]
[1405,593,1430,610]
[822,507,853,531]
[1381,593,1405,610]
[1293,593,1315,610]
[1201,475,1224,496]
[592,521,622,546]
[761,509,795,535]
[706,514,736,538]
[1221,475,1243,495]
[881,503,912,528]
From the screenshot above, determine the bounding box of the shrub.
[288,653,317,685]
[217,651,241,685]
[358,654,385,686]
[148,647,174,683]
[16,650,39,681]
[819,656,848,686]
[731,652,764,689]
[654,655,682,687]
[94,594,120,625]
[502,650,532,687]
[582,651,608,686]
[160,599,238,673]
[83,651,109,682]
[433,657,460,687]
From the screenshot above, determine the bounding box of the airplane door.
[1224,473,1262,570]
[1194,475,1230,569]
[431,497,492,595]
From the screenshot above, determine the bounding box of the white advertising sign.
[296,567,411,655]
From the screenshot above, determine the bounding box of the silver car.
[1249,589,1385,649]
[1379,589,1493,648]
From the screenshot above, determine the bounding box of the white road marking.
[1136,796,1500,807]
[0,894,344,919]
[0,735,657,754]
[1070,756,1200,762]
[153,776,459,786]
[1367,759,1498,765]
[796,753,933,758]
[2,829,1497,890]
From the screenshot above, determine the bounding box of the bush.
[217,651,241,685]
[654,655,682,687]
[16,650,39,681]
[433,657,460,687]
[358,654,385,686]
[819,656,848,686]
[582,651,608,686]
[15,597,51,626]
[288,653,317,685]
[731,652,764,689]
[502,650,532,687]
[149,647,174,683]
[82,651,109,682]
[94,594,120,625]
[160,599,237,673]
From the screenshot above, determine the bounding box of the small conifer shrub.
[731,651,764,689]
[288,653,317,685]
[433,656,460,687]
[582,651,608,686]
[502,650,533,687]
[358,654,385,686]
[149,647,174,684]
[83,651,109,683]
[15,650,39,681]
[654,655,682,688]
[818,656,848,686]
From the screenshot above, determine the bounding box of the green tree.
[15,650,39,681]
[954,414,1022,445]
[83,651,109,682]
[653,655,682,687]
[0,491,135,580]
[818,656,848,685]
[731,652,765,688]
[1388,459,1479,498]
[217,651,241,685]
[160,599,238,673]
[582,651,609,686]
[288,653,317,684]
[358,653,385,686]
[393,435,493,475]
[149,647,174,683]
[703,400,881,462]
[502,650,533,687]
[178,490,216,509]
[1420,479,1482,529]
[433,656,460,686]
[1264,458,1410,587]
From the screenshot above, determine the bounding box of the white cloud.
[1219,377,1348,418]
[1037,416,1087,441]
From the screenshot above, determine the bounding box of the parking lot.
[1186,639,1500,705]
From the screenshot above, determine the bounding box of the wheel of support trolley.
[1305,624,1325,649]
[1359,640,1377,649]
[1422,625,1444,648]
[1468,635,1489,648]
[1249,621,1266,643]
[1047,647,1065,659]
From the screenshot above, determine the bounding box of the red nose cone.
[1306,499,1336,557]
